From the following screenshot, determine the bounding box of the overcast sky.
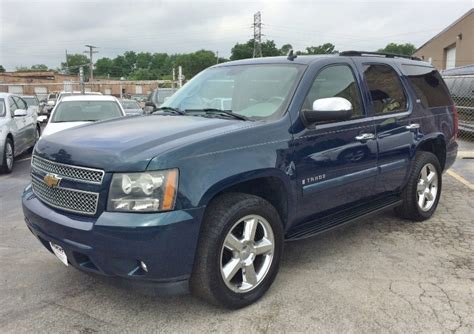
[0,0,472,71]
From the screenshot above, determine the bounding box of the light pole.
[119,77,125,99]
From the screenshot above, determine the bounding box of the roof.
[415,8,474,52]
[60,95,118,102]
[214,53,424,68]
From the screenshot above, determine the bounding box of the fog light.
[140,261,148,272]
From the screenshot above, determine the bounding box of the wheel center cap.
[240,245,256,265]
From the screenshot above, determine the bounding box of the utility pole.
[84,45,98,81]
[79,66,85,94]
[252,11,263,58]
[65,49,69,74]
[216,51,219,64]
[178,66,183,88]
[172,68,176,88]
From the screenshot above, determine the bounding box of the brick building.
[0,71,173,99]
[413,9,473,70]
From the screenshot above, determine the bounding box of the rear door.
[7,96,27,154]
[292,60,378,223]
[354,61,414,194]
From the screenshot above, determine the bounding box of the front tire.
[395,151,442,221]
[191,193,283,309]
[1,138,14,174]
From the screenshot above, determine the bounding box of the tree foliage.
[0,65,5,72]
[377,43,417,56]
[230,39,281,60]
[14,64,50,72]
[297,43,337,55]
[61,54,89,75]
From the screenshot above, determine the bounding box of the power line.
[253,11,263,58]
[84,45,98,80]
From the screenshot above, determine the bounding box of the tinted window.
[121,100,141,109]
[23,97,39,106]
[304,65,363,118]
[0,99,5,117]
[402,65,451,107]
[363,64,407,114]
[13,96,27,110]
[52,101,123,122]
[8,96,17,116]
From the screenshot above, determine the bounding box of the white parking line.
[447,169,474,191]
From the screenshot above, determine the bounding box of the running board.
[286,196,402,241]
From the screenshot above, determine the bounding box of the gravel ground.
[0,156,472,333]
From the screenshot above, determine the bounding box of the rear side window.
[363,64,407,115]
[402,65,452,107]
[304,64,363,118]
[0,99,5,117]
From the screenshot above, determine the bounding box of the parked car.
[41,95,126,137]
[146,88,177,110]
[442,65,474,134]
[0,93,40,173]
[23,52,458,308]
[57,91,103,103]
[21,95,40,115]
[119,99,144,116]
[43,92,59,115]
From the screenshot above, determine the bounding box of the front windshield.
[52,101,123,123]
[162,64,304,120]
[121,100,141,109]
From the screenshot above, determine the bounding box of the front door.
[292,62,378,224]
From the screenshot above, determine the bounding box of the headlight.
[107,169,178,212]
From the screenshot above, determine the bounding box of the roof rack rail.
[339,50,422,61]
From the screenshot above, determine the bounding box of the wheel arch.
[415,134,447,171]
[198,169,292,228]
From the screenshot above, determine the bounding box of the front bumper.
[22,185,205,295]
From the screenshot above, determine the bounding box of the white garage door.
[34,86,48,100]
[135,85,143,94]
[446,47,456,69]
[8,85,23,94]
[104,88,112,95]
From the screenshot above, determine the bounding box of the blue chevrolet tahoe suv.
[22,51,458,308]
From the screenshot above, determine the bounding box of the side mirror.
[37,115,48,123]
[14,109,28,117]
[302,97,352,124]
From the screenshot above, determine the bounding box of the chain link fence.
[442,74,474,147]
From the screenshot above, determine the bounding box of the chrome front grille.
[32,155,104,184]
[31,176,99,215]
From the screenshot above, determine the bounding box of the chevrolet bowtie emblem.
[44,173,62,188]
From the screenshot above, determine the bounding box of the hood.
[41,121,91,137]
[35,115,251,171]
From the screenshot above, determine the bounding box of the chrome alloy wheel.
[220,215,275,293]
[5,142,13,170]
[417,163,438,212]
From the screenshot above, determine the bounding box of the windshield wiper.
[185,108,250,121]
[153,106,186,115]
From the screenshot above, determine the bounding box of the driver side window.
[304,65,363,119]
[8,97,18,117]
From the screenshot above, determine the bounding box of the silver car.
[0,93,39,173]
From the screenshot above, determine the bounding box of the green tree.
[61,54,89,75]
[129,68,157,80]
[31,64,49,71]
[123,51,137,74]
[175,50,216,78]
[111,55,126,78]
[377,43,417,56]
[0,65,5,72]
[280,44,293,56]
[136,52,153,69]
[95,57,114,77]
[230,39,281,60]
[297,43,337,55]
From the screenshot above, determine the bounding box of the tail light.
[452,104,459,140]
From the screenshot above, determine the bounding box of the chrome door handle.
[406,123,420,130]
[355,133,375,141]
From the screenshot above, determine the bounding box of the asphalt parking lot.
[0,149,473,333]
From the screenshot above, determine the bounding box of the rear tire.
[395,151,442,221]
[190,193,283,309]
[0,138,14,174]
